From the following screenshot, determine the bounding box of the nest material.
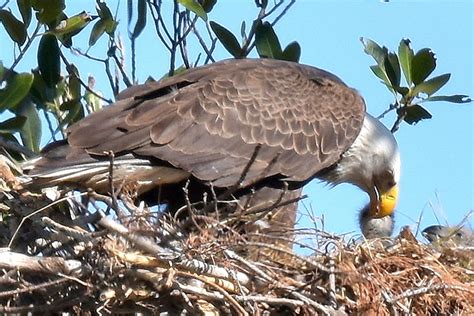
[0,159,473,315]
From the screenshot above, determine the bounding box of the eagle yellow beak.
[370,185,399,218]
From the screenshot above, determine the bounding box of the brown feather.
[28,58,365,191]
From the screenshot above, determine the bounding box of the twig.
[60,52,113,104]
[178,282,306,308]
[270,0,296,27]
[148,1,172,51]
[193,25,216,63]
[176,270,249,316]
[0,277,70,298]
[390,111,406,133]
[111,53,133,87]
[97,212,176,259]
[8,192,88,248]
[0,136,35,158]
[0,250,82,275]
[387,283,474,303]
[9,22,42,72]
[0,296,85,313]
[106,151,124,218]
[41,216,93,242]
[327,254,337,308]
[0,0,10,10]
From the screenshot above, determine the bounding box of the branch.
[0,135,35,158]
[0,250,83,275]
[60,52,113,104]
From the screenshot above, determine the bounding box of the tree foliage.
[0,1,472,314]
[0,0,303,159]
[361,38,471,132]
[0,0,470,159]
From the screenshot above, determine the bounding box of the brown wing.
[66,58,365,187]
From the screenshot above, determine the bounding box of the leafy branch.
[361,38,471,133]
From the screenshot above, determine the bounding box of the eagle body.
[25,58,400,238]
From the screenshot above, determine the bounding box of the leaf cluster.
[361,38,471,132]
[0,0,300,159]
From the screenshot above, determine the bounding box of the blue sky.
[1,1,473,242]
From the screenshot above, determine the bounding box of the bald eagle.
[24,58,400,241]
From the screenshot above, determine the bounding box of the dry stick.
[224,249,333,315]
[97,213,251,285]
[0,296,85,314]
[381,291,404,315]
[41,216,93,242]
[8,192,88,248]
[178,145,262,230]
[327,254,337,308]
[97,213,174,258]
[224,250,274,283]
[241,192,307,224]
[245,242,348,274]
[0,250,82,275]
[176,270,249,316]
[387,284,474,303]
[182,180,205,233]
[105,151,128,220]
[177,282,306,309]
[0,278,71,298]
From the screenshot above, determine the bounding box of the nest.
[0,158,473,315]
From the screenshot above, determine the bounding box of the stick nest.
[0,159,473,315]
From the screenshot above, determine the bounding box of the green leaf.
[53,11,93,36]
[89,18,107,46]
[0,116,27,133]
[178,0,208,21]
[13,100,41,152]
[0,73,34,111]
[129,0,147,39]
[199,0,217,12]
[424,95,471,103]
[67,64,81,101]
[38,34,61,87]
[96,1,117,35]
[85,88,103,112]
[411,48,436,85]
[281,41,301,62]
[384,52,401,87]
[31,0,65,24]
[255,21,282,59]
[403,104,432,124]
[17,0,32,27]
[29,69,48,108]
[59,99,84,125]
[361,37,387,66]
[398,39,414,85]
[395,86,410,96]
[369,65,392,90]
[210,21,242,58]
[412,73,450,97]
[0,10,27,45]
[240,21,246,42]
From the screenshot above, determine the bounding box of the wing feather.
[35,58,365,188]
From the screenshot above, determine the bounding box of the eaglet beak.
[369,185,399,218]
